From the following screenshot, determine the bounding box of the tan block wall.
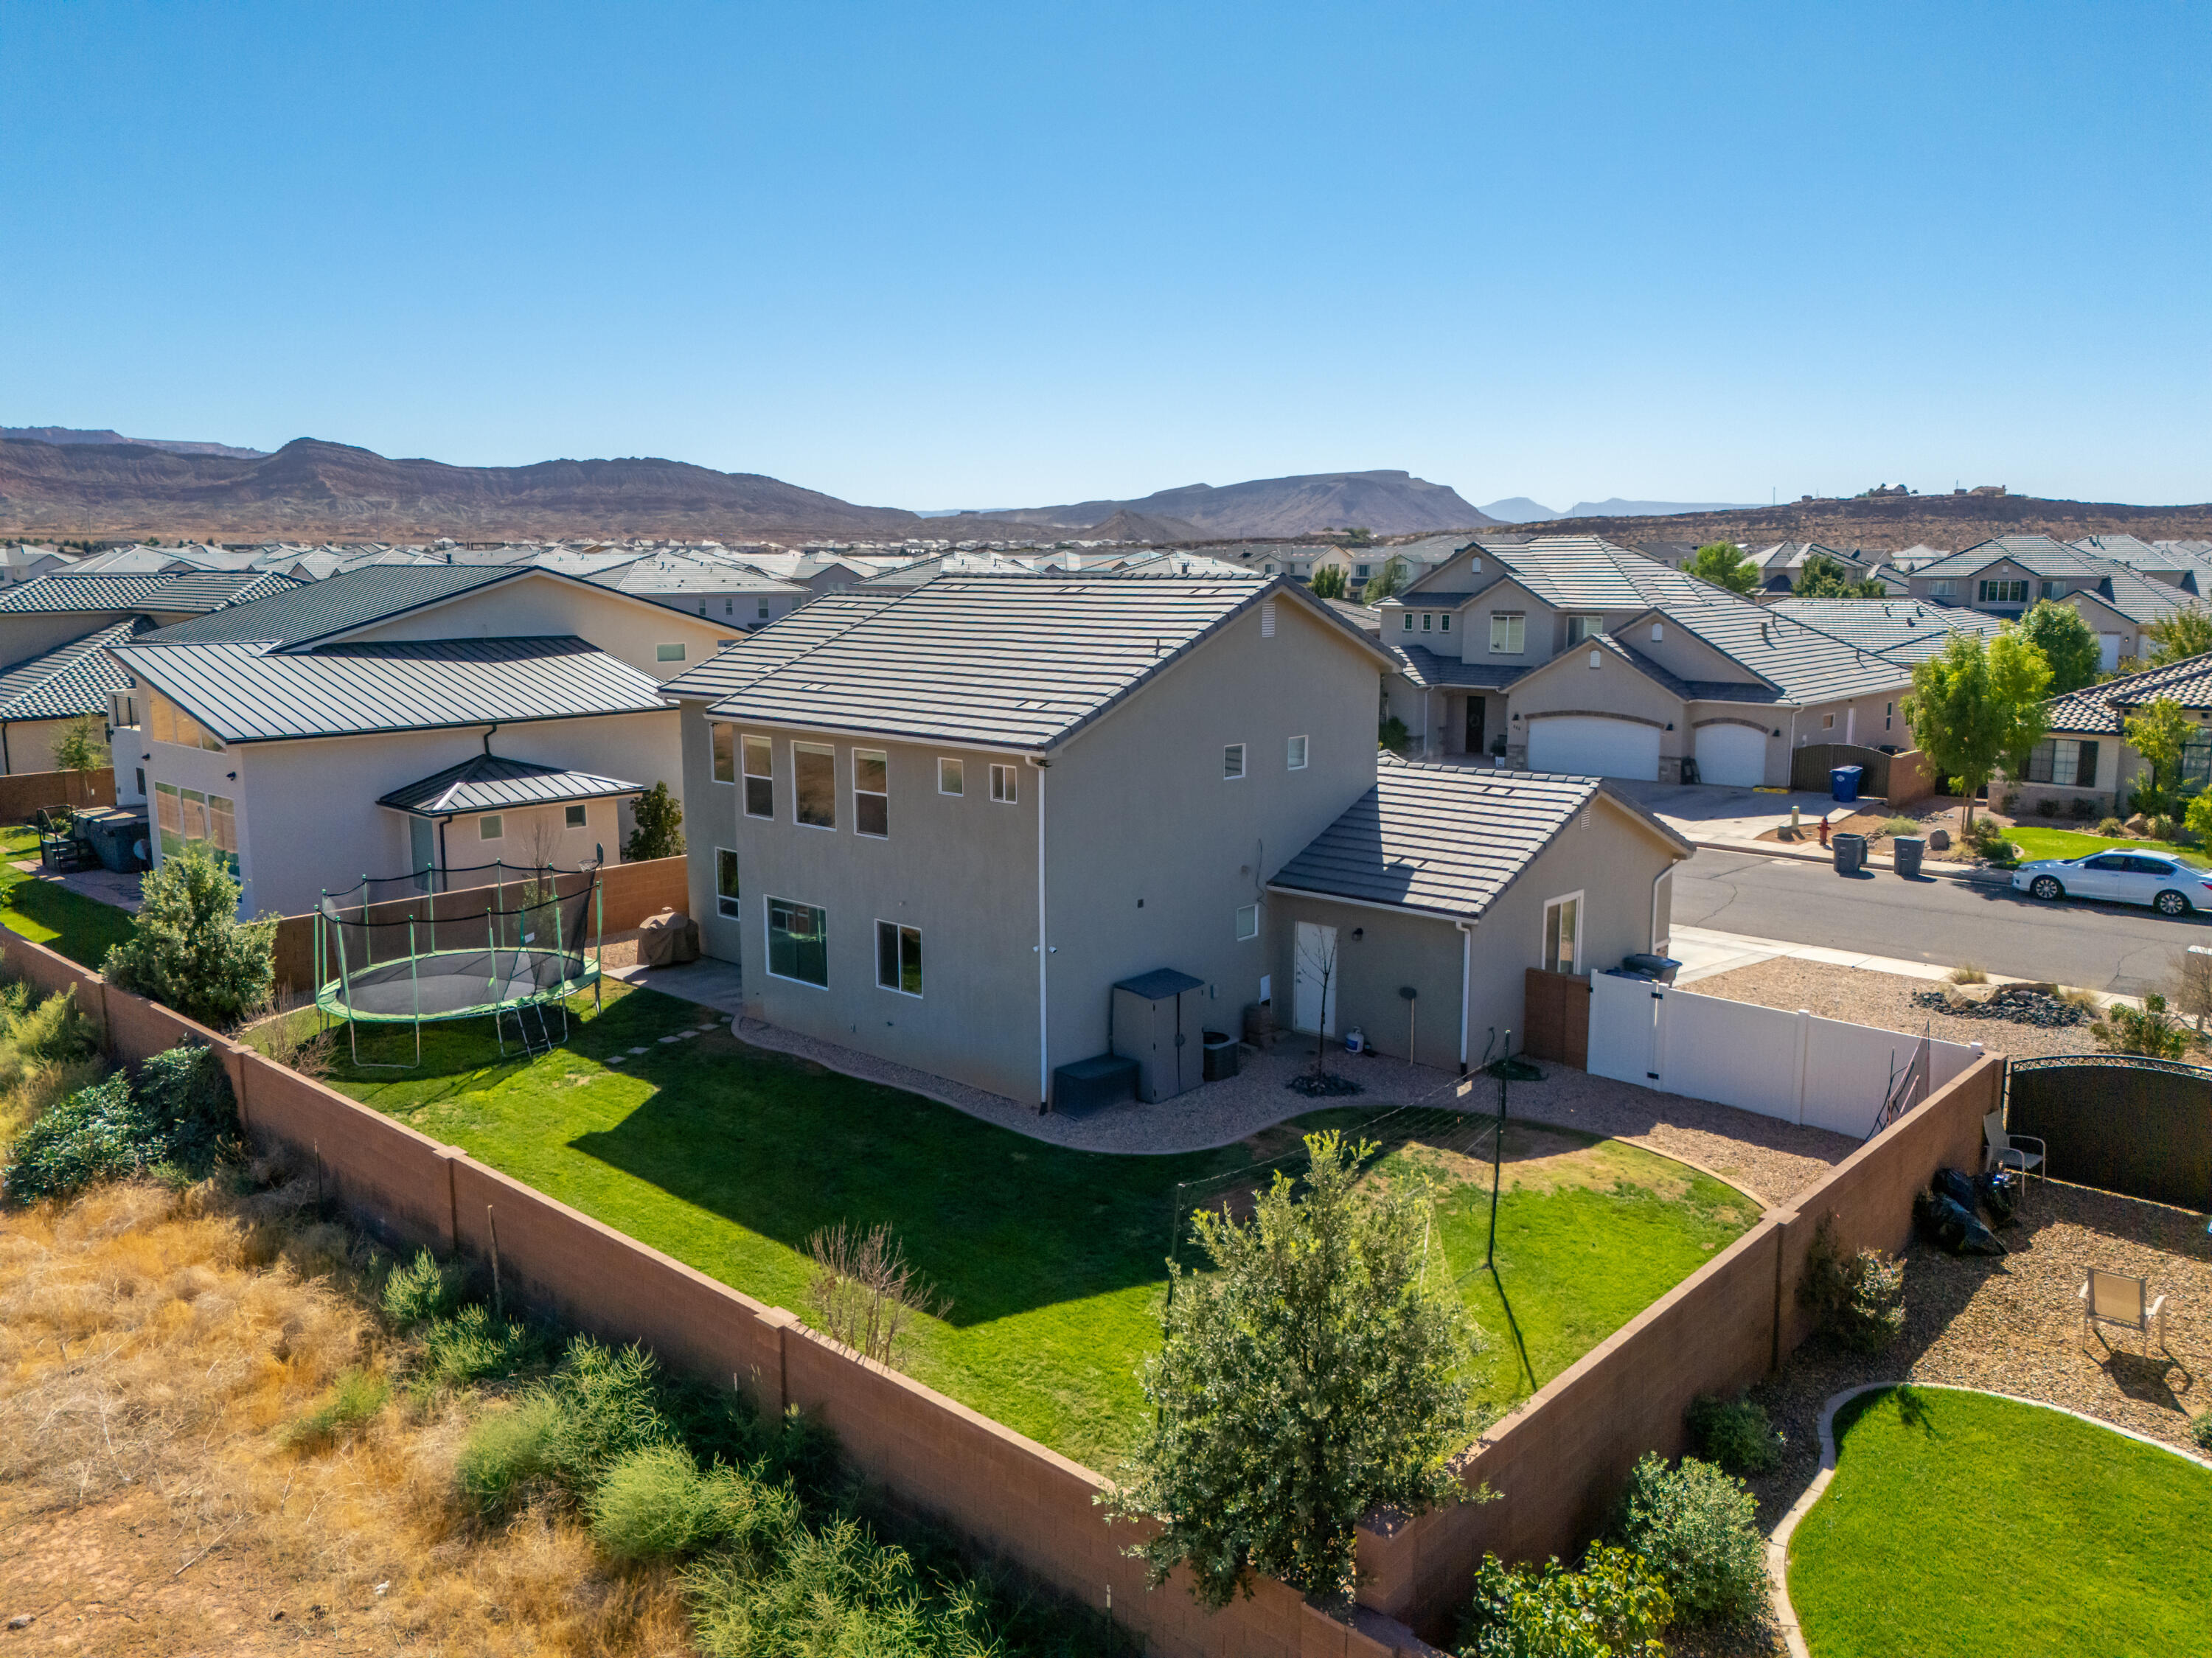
[0,765,115,819]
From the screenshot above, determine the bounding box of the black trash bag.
[1975,1168,2020,1227]
[1932,1166,1979,1211]
[1914,1188,2007,1255]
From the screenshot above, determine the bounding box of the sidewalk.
[1669,924,2140,1010]
[1686,832,2012,885]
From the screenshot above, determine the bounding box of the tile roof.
[2042,652,2212,734]
[1268,758,1688,922]
[2074,570,2200,625]
[0,619,150,720]
[1909,535,2127,582]
[1385,643,1522,690]
[588,555,806,597]
[658,592,905,701]
[1641,598,1914,703]
[1766,598,2004,663]
[133,565,527,648]
[375,753,644,815]
[1459,535,1719,612]
[0,570,296,614]
[700,574,1372,750]
[111,635,669,743]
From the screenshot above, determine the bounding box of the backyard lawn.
[0,826,136,969]
[1789,1387,2212,1658]
[282,985,1760,1470]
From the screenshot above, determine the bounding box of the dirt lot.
[1689,957,2107,1061]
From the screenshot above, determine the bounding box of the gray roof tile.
[1767,598,2004,663]
[0,618,150,720]
[2044,652,2212,735]
[658,592,905,701]
[0,570,296,614]
[134,565,526,647]
[1910,535,2128,582]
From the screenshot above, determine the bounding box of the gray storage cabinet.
[1110,969,1207,1102]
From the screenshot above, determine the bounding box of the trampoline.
[313,858,604,1067]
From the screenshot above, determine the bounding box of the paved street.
[1672,848,2212,996]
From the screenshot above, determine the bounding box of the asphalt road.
[1673,848,2212,996]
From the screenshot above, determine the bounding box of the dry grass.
[0,1173,692,1653]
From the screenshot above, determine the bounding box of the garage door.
[1527,716,1660,780]
[1694,723,1767,787]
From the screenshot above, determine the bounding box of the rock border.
[1765,1380,2212,1657]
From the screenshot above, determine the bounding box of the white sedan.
[2013,849,2212,916]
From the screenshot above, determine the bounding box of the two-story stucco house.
[1903,536,2138,618]
[664,572,1691,1101]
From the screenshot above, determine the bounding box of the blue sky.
[4,1,2207,510]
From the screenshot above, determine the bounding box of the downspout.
[1029,754,1050,1112]
[1455,919,1477,1073]
[1,721,10,776]
[481,721,499,756]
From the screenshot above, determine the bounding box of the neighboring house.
[1324,598,1382,638]
[0,618,150,778]
[584,551,810,632]
[1742,542,1889,596]
[2060,571,2204,673]
[1626,540,1700,570]
[659,572,1686,1100]
[1,543,80,585]
[0,570,299,666]
[1765,597,2003,665]
[1904,535,2135,617]
[2004,652,2212,814]
[1378,536,1916,783]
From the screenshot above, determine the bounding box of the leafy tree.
[2124,697,2194,806]
[2142,608,2212,667]
[1685,543,1758,596]
[1360,555,1413,604]
[101,840,276,1028]
[1792,554,1886,599]
[1108,1131,1481,1607]
[1308,563,1348,600]
[51,714,108,804]
[1900,630,2051,829]
[624,781,686,862]
[2014,600,2101,694]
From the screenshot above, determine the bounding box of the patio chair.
[2079,1267,2168,1360]
[1983,1110,2045,1197]
[34,807,91,874]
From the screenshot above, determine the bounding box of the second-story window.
[712,723,735,784]
[990,763,1018,804]
[939,756,964,795]
[656,643,686,662]
[1490,613,1526,653]
[1287,734,1308,770]
[1978,579,2027,605]
[1930,579,1956,598]
[1402,613,1414,632]
[1568,615,1603,643]
[742,735,773,818]
[794,744,836,829]
[855,750,888,837]
[1223,743,1246,781]
[1421,613,1433,631]
[1440,613,1451,632]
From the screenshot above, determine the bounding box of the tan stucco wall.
[1265,894,1466,1070]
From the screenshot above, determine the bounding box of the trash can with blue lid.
[1829,764,1863,803]
[1621,952,1682,984]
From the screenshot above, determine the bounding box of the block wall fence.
[0,924,2003,1653]
[0,764,116,821]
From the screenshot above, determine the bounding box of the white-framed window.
[1568,615,1603,644]
[1650,622,1664,642]
[565,803,587,828]
[742,734,773,818]
[793,742,836,829]
[153,781,239,875]
[854,748,888,837]
[479,815,504,840]
[1287,734,1309,770]
[715,849,740,917]
[1402,612,1414,632]
[1236,904,1259,941]
[875,919,922,996]
[1223,743,1246,780]
[1543,891,1582,975]
[1489,613,1525,653]
[990,762,1018,804]
[1885,701,1893,731]
[1354,563,1371,579]
[939,756,964,795]
[766,896,828,986]
[1823,712,1836,729]
[1440,613,1451,632]
[1930,579,1956,598]
[757,601,770,619]
[712,722,736,784]
[1421,613,1433,632]
[655,642,686,662]
[725,596,734,614]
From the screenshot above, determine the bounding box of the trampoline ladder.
[499,998,558,1060]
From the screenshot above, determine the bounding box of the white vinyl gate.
[1586,970,1980,1137]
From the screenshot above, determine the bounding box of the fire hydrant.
[1818,815,1832,848]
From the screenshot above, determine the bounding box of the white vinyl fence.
[1586,970,1981,1138]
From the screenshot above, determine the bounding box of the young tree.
[1792,554,1886,599]
[1900,630,2052,830]
[2014,600,2101,694]
[1360,554,1412,605]
[50,714,108,805]
[1109,1132,1480,1607]
[1685,543,1758,595]
[102,840,276,1028]
[2143,609,2212,667]
[2124,697,2194,808]
[1308,563,1348,600]
[623,781,685,861]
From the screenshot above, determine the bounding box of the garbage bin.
[1892,835,1924,878]
[1202,1029,1240,1081]
[1830,764,1863,803]
[1833,831,1868,874]
[1621,952,1682,984]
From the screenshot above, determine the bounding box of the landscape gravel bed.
[1689,958,2107,1061]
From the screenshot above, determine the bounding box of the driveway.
[1609,777,1851,843]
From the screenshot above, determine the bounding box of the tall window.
[1236,904,1259,941]
[1439,613,1451,632]
[715,849,740,916]
[155,782,238,875]
[794,743,835,829]
[938,756,964,795]
[1421,613,1433,632]
[1287,734,1308,770]
[767,897,828,986]
[1223,743,1246,780]
[1489,613,1526,653]
[855,749,888,837]
[2024,739,2098,788]
[990,763,1018,804]
[147,689,223,751]
[1402,613,1414,632]
[875,920,922,995]
[1543,893,1582,975]
[742,735,773,818]
[712,723,736,784]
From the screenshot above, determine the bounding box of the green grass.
[0,826,136,969]
[2006,825,2204,865]
[1789,1387,2212,1658]
[285,988,1759,1470]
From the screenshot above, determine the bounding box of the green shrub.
[2099,816,2126,836]
[2000,790,2020,814]
[2149,812,2180,843]
[2192,1413,2212,1453]
[2070,798,2096,821]
[1,986,100,1073]
[1609,1453,1765,1626]
[543,1337,675,1491]
[456,1392,566,1515]
[101,840,277,1028]
[382,1247,465,1328]
[1800,1216,1906,1352]
[422,1301,546,1386]
[1379,715,1411,754]
[588,1443,801,1564]
[133,1043,237,1177]
[1686,1393,1784,1476]
[2092,992,2194,1060]
[1879,817,1921,837]
[453,1334,672,1516]
[1458,1542,1672,1657]
[624,781,686,862]
[285,1367,392,1448]
[2,1072,145,1205]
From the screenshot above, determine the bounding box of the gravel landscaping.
[1690,958,2107,1061]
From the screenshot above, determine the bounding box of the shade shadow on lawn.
[322,987,1761,1467]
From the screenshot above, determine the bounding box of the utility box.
[1110,969,1208,1102]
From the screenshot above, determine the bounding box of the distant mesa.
[1559,498,1767,518]
[991,470,1499,538]
[1079,508,1208,543]
[1478,497,1562,523]
[3,424,270,461]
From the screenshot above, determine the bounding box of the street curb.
[1691,838,2014,886]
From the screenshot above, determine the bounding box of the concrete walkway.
[608,955,746,1014]
[1608,778,1848,843]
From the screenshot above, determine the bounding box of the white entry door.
[1694,723,1768,787]
[1528,716,1661,780]
[2100,633,2122,672]
[1293,920,1339,1034]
